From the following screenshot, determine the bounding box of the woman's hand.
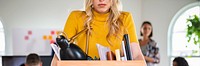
[144,56,154,62]
[51,54,59,66]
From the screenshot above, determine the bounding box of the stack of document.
[96,44,110,60]
[96,42,130,61]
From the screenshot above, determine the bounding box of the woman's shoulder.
[69,10,86,16]
[120,11,132,17]
[70,10,85,13]
[149,39,157,46]
[119,11,133,22]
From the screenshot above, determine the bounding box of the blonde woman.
[51,0,145,65]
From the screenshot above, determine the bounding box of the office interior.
[0,0,199,66]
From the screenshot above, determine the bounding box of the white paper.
[96,44,110,60]
[121,41,127,61]
[115,49,120,61]
[50,43,61,60]
[12,28,59,55]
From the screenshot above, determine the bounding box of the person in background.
[51,0,145,65]
[139,21,160,66]
[173,57,189,66]
[25,53,42,66]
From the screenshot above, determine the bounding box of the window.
[168,2,200,66]
[0,20,5,52]
[0,20,5,66]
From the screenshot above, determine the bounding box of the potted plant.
[186,15,200,55]
[186,15,200,45]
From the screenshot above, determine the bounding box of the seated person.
[25,53,42,66]
[173,57,189,66]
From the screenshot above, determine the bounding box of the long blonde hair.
[84,0,123,45]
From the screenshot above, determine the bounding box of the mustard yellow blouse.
[63,10,138,58]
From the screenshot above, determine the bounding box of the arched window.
[168,2,200,66]
[0,20,5,53]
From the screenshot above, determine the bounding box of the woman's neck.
[93,9,110,14]
[142,36,149,41]
[92,9,110,22]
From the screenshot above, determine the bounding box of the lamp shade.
[56,35,87,60]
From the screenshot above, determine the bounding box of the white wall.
[0,0,197,66]
[0,0,84,55]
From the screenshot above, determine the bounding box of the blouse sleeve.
[153,52,160,63]
[150,41,160,63]
[154,44,160,63]
[123,12,138,43]
[63,11,78,39]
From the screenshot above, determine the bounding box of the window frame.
[168,2,200,66]
[0,18,5,55]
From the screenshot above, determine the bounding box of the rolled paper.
[115,49,121,61]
